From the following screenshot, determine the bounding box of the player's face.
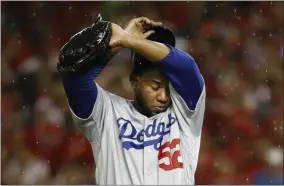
[131,68,171,117]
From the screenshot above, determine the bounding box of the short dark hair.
[130,59,158,76]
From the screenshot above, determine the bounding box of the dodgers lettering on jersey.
[70,82,206,185]
[117,113,176,150]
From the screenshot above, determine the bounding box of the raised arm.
[110,27,170,61]
[110,26,204,111]
[59,17,162,119]
[61,60,106,119]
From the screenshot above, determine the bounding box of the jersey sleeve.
[156,45,206,119]
[68,82,113,142]
[61,56,111,142]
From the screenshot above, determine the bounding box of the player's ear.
[130,73,139,90]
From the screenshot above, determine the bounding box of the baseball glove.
[57,14,112,75]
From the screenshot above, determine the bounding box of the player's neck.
[132,101,152,118]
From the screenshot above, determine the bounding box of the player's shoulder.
[97,84,132,106]
[108,91,131,104]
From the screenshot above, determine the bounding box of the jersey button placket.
[144,119,151,184]
[144,118,157,184]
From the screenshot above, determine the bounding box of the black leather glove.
[57,14,112,75]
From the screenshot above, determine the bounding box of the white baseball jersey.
[70,82,206,185]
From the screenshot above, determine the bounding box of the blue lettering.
[116,114,177,151]
[117,118,137,140]
[145,120,157,137]
[122,141,144,150]
[167,113,176,128]
[136,129,144,143]
[153,135,163,150]
[157,122,165,135]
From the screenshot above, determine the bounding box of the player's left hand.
[124,17,162,39]
[109,23,130,49]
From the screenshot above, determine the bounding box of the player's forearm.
[123,34,170,62]
[61,54,109,119]
[108,46,123,60]
[156,46,204,111]
[62,64,104,119]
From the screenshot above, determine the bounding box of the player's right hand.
[109,17,162,55]
[124,17,162,39]
[109,23,129,49]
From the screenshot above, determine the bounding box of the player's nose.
[157,89,169,104]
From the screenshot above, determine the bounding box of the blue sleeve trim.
[61,64,105,119]
[156,45,204,111]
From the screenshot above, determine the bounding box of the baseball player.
[58,15,205,185]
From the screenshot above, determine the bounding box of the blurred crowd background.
[1,1,283,185]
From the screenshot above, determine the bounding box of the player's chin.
[151,107,168,114]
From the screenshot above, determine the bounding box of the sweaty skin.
[110,23,171,62]
[110,23,204,112]
[62,23,204,119]
[131,68,172,117]
[62,18,162,119]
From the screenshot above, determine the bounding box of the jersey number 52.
[158,138,183,171]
